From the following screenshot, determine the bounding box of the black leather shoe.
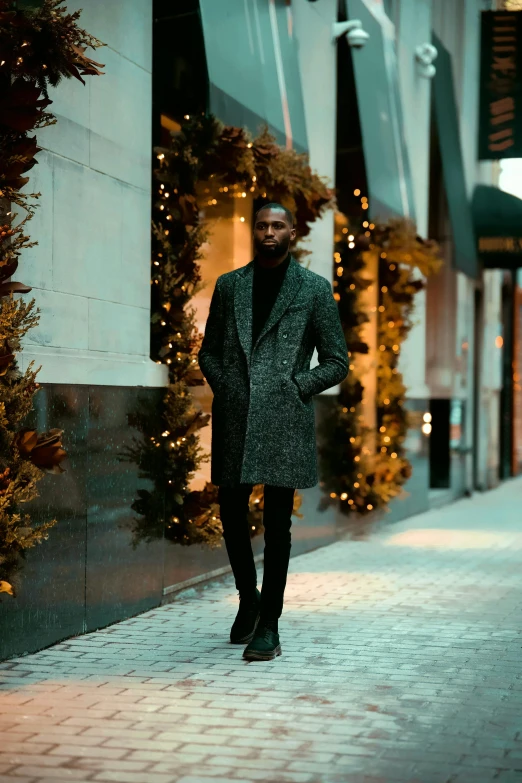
[230,588,261,644]
[243,619,281,661]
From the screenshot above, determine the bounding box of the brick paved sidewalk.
[1,480,522,783]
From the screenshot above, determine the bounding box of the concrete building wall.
[292,0,339,388]
[394,0,432,401]
[21,0,165,388]
[431,0,500,492]
[293,0,337,285]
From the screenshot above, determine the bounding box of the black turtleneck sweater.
[252,254,291,348]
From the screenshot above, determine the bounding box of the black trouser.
[217,483,295,620]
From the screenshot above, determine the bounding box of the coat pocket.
[281,377,307,406]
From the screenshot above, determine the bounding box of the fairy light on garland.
[317,206,442,517]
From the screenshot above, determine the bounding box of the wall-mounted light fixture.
[332,20,370,48]
[415,42,438,79]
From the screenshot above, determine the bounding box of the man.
[198,203,348,661]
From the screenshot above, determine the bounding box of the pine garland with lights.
[125,114,331,548]
[318,213,442,517]
[0,0,104,594]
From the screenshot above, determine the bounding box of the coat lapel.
[234,255,304,371]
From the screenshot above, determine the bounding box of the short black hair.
[254,202,294,227]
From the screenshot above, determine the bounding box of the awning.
[473,184,522,269]
[198,0,308,153]
[432,34,478,279]
[346,0,416,221]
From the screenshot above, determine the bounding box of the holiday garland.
[318,212,442,516]
[0,0,104,594]
[125,114,332,548]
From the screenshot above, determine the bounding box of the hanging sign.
[479,10,522,160]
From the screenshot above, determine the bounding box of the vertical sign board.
[479,11,522,159]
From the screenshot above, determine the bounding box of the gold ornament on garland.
[0,0,104,593]
[124,114,331,548]
[318,210,442,516]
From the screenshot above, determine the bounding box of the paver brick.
[6,766,91,779]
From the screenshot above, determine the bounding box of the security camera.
[332,20,370,48]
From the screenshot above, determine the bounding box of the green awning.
[432,34,478,279]
[473,184,522,269]
[199,0,308,153]
[346,0,416,221]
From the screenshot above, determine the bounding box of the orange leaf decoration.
[0,352,15,376]
[0,581,14,596]
[179,194,198,224]
[14,428,66,474]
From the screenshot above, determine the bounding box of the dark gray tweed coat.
[198,255,348,488]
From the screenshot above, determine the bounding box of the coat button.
[282,359,288,365]
[282,333,288,339]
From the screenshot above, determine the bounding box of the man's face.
[253,208,296,259]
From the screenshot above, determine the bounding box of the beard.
[254,234,291,259]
